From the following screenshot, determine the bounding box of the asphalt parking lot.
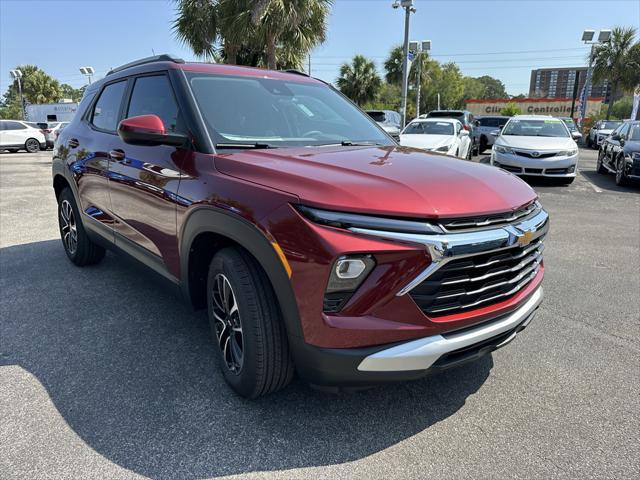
[1,148,638,479]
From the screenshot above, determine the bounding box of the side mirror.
[610,133,620,141]
[571,131,582,140]
[474,120,480,127]
[118,114,188,147]
[460,129,470,136]
[490,129,501,137]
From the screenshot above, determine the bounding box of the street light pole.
[79,66,95,85]
[9,70,24,120]
[393,0,415,127]
[411,40,431,119]
[579,29,611,130]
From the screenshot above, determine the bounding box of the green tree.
[476,75,507,98]
[173,0,331,70]
[60,84,86,102]
[336,55,381,106]
[435,63,465,109]
[610,96,633,119]
[592,26,639,119]
[462,76,485,102]
[0,97,23,119]
[500,102,522,116]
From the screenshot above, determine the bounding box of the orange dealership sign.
[466,97,604,118]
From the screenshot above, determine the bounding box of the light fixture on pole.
[579,29,611,129]
[409,40,431,118]
[79,66,95,84]
[392,0,416,127]
[9,69,25,120]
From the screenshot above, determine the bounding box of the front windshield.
[187,73,392,148]
[601,121,622,130]
[403,121,454,135]
[502,118,569,137]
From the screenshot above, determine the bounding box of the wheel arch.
[53,173,71,201]
[180,207,303,340]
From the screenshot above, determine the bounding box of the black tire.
[478,136,487,155]
[466,144,472,160]
[7,149,18,153]
[207,247,294,398]
[615,154,629,186]
[596,149,608,174]
[25,138,40,153]
[57,188,105,266]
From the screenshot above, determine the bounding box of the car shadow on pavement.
[579,169,639,193]
[1,240,493,479]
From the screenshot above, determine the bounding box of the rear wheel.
[58,188,105,266]
[207,247,294,398]
[25,138,40,153]
[615,154,629,186]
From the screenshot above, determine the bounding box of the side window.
[127,75,180,132]
[618,123,630,139]
[0,121,5,131]
[5,121,27,130]
[91,81,127,132]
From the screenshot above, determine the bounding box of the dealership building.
[465,97,604,119]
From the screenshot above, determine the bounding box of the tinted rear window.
[367,112,386,122]
[428,111,464,121]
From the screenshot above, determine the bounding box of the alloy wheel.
[211,273,244,373]
[616,156,625,184]
[60,200,78,255]
[26,139,39,153]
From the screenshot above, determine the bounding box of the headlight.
[632,152,640,161]
[296,205,444,234]
[494,145,514,154]
[435,144,452,152]
[557,149,578,157]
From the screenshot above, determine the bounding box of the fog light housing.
[567,164,576,173]
[324,255,375,312]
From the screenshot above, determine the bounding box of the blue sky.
[1,0,639,96]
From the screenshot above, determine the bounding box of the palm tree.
[173,0,245,64]
[336,55,382,106]
[592,26,639,119]
[243,0,332,70]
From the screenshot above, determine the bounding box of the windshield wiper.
[315,140,384,147]
[215,142,275,149]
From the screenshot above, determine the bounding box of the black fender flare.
[180,206,303,340]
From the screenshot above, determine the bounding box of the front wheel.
[58,188,105,266]
[615,155,629,186]
[25,138,40,153]
[207,247,294,398]
[596,150,608,174]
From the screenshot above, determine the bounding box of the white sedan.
[491,115,578,184]
[399,118,472,159]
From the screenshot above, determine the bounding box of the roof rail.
[282,69,309,77]
[106,54,185,76]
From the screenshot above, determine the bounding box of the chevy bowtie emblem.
[516,229,535,247]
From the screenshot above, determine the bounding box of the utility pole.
[9,70,24,120]
[569,69,581,119]
[410,40,431,118]
[393,0,416,127]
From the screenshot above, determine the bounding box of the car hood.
[379,123,400,134]
[625,140,640,152]
[596,129,614,135]
[496,135,576,150]
[399,134,454,150]
[214,145,536,219]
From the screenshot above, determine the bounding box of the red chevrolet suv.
[52,55,548,398]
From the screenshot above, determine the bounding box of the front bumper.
[491,151,577,177]
[292,286,542,386]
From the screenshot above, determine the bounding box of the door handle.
[68,138,79,148]
[109,149,126,161]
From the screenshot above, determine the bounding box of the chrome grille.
[440,201,539,231]
[409,236,544,316]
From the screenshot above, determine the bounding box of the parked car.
[365,110,401,140]
[597,120,640,186]
[399,118,472,159]
[473,116,509,154]
[28,121,65,149]
[0,120,46,153]
[559,117,582,141]
[53,55,547,398]
[587,120,623,149]
[53,122,69,143]
[422,110,477,154]
[491,115,578,184]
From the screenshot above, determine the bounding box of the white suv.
[0,120,46,153]
[491,115,578,184]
